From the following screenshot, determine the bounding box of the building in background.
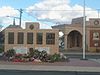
[52,17,100,53]
[2,22,59,54]
[1,17,100,54]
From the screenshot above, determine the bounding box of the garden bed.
[2,49,69,63]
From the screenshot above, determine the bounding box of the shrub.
[49,53,61,62]
[28,49,40,58]
[39,50,48,62]
[6,49,16,57]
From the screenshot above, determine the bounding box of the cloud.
[0,0,99,30]
[0,6,19,17]
[0,6,51,29]
[26,0,99,24]
[0,6,19,27]
[39,22,52,29]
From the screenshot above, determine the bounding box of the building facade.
[52,17,100,53]
[3,22,59,54]
[1,17,100,54]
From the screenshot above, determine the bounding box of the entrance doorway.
[67,30,82,49]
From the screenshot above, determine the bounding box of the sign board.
[13,47,28,54]
[35,47,50,54]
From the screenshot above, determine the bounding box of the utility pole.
[19,8,23,27]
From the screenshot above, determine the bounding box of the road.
[0,70,100,75]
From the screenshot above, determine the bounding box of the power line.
[15,8,100,11]
[25,9,100,11]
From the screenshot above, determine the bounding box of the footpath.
[0,58,100,72]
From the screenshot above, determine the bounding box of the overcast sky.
[0,0,100,29]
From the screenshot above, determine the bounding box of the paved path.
[61,51,100,55]
[90,59,100,64]
[0,59,100,67]
[0,58,100,72]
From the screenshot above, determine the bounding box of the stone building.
[52,17,100,52]
[1,17,100,54]
[2,22,59,54]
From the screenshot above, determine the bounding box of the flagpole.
[83,0,86,59]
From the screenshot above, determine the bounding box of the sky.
[0,0,100,29]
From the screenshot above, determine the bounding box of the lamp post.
[82,0,86,59]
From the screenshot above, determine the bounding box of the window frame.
[17,32,24,44]
[93,32,99,40]
[8,32,14,44]
[27,32,34,44]
[36,33,43,44]
[46,33,55,45]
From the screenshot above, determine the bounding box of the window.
[17,32,24,44]
[8,32,14,44]
[27,33,33,44]
[46,33,55,44]
[93,32,99,40]
[37,33,43,44]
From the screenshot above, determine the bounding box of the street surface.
[0,70,100,75]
